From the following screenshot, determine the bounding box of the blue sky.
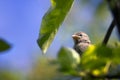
[0,0,51,72]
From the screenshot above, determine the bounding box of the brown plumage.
[72,32,91,55]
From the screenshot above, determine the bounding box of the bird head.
[72,32,91,44]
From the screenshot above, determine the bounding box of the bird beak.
[72,35,80,40]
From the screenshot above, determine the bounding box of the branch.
[89,74,120,79]
[107,0,120,40]
[102,19,116,45]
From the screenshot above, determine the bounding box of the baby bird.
[72,32,91,55]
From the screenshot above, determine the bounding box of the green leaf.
[80,45,112,74]
[80,45,98,70]
[57,47,80,71]
[95,45,113,60]
[112,45,120,64]
[0,39,11,52]
[37,0,74,54]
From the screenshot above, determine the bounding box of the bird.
[72,32,91,55]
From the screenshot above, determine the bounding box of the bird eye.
[79,34,82,36]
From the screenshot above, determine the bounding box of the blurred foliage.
[0,39,11,52]
[27,57,59,80]
[27,57,77,80]
[57,43,120,79]
[0,71,21,80]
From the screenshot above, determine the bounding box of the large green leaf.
[37,0,74,54]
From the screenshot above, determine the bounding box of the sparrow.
[72,32,91,55]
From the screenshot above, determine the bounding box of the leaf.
[37,0,74,54]
[0,39,11,52]
[80,45,112,74]
[112,45,120,64]
[95,45,113,60]
[57,47,80,71]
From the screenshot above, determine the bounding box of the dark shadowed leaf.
[0,39,11,52]
[95,45,113,59]
[112,45,120,64]
[37,0,74,54]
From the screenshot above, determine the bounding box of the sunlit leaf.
[37,0,74,54]
[0,39,11,52]
[57,47,80,71]
[92,69,101,76]
[91,61,111,76]
[80,44,100,70]
[80,45,112,74]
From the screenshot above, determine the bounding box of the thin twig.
[102,19,116,45]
